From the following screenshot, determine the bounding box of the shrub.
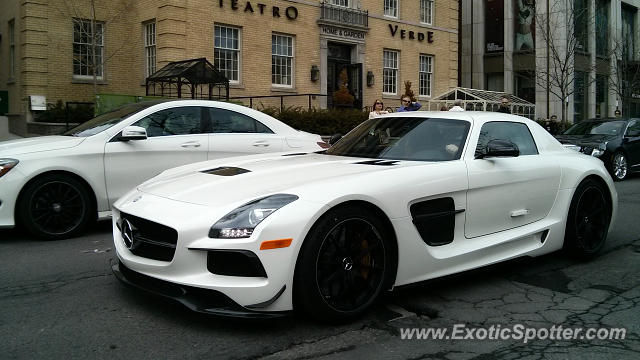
[35,100,94,124]
[260,106,368,135]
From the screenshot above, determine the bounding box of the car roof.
[378,111,533,126]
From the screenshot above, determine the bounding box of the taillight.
[317,141,330,149]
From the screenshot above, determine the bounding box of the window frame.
[384,0,398,18]
[214,24,241,85]
[144,21,156,78]
[420,0,434,25]
[419,54,433,97]
[271,33,294,88]
[72,18,105,79]
[383,49,399,95]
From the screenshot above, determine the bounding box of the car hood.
[555,134,617,147]
[0,136,86,156]
[137,153,415,207]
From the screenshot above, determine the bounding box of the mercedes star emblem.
[121,218,137,249]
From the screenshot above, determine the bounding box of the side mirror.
[119,126,148,141]
[476,139,520,159]
[328,133,343,146]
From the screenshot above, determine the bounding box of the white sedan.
[112,112,617,321]
[0,100,326,239]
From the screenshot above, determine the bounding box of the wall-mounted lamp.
[366,71,374,87]
[311,65,319,82]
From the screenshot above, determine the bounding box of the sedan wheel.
[611,152,628,181]
[564,179,611,258]
[294,206,394,321]
[18,174,95,239]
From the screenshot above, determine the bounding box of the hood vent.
[201,167,251,176]
[354,159,400,166]
[281,152,308,156]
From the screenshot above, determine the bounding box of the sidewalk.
[0,116,22,142]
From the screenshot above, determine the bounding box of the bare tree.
[534,0,595,123]
[608,30,640,117]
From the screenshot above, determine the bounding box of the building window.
[574,71,588,122]
[144,21,156,78]
[9,19,15,79]
[420,0,434,25]
[384,0,398,17]
[419,54,433,97]
[73,18,104,78]
[214,25,240,83]
[383,49,398,94]
[272,33,294,87]
[595,74,608,118]
[595,0,608,57]
[574,0,589,52]
[621,5,636,61]
[330,0,349,7]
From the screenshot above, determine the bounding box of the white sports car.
[0,100,325,239]
[112,112,617,321]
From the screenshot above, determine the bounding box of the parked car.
[111,112,617,321]
[0,100,327,239]
[555,118,640,181]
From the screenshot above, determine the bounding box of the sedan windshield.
[63,101,163,137]
[563,120,626,136]
[326,117,470,161]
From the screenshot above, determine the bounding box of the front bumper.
[112,260,289,318]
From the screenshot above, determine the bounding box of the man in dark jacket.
[497,96,511,113]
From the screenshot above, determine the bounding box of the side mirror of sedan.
[119,126,148,141]
[328,133,343,146]
[476,139,520,159]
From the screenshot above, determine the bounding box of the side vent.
[354,159,400,166]
[201,167,250,176]
[410,197,464,246]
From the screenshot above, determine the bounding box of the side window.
[476,121,538,157]
[133,107,202,137]
[207,108,273,134]
[626,120,640,137]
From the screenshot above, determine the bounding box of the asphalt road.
[1,176,639,359]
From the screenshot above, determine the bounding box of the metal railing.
[319,2,368,28]
[229,93,331,111]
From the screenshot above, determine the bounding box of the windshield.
[63,101,162,137]
[563,120,626,136]
[326,117,470,161]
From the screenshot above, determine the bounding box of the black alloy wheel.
[294,205,394,322]
[611,152,628,181]
[564,178,611,258]
[18,174,95,240]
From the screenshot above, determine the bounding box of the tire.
[17,173,95,240]
[610,151,628,181]
[563,178,611,258]
[293,205,395,322]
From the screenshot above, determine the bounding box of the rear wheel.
[610,151,628,181]
[294,205,394,322]
[563,179,611,258]
[17,174,95,240]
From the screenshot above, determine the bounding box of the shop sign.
[388,24,433,43]
[217,0,298,20]
[321,25,366,40]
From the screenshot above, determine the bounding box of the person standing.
[369,99,389,119]
[449,99,465,111]
[497,96,511,113]
[397,96,421,112]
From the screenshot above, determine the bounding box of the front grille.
[118,212,178,261]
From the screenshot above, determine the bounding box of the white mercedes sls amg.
[112,112,617,321]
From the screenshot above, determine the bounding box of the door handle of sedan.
[253,141,270,147]
[181,141,201,148]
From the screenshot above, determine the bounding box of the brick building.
[0,0,459,136]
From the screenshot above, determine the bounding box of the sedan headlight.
[0,159,19,179]
[590,142,607,157]
[209,194,299,238]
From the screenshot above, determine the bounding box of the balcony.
[319,2,368,30]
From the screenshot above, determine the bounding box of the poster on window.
[485,0,504,53]
[514,0,535,51]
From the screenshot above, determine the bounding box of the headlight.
[590,142,607,157]
[0,159,19,179]
[208,194,299,238]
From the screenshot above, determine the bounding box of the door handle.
[253,141,270,147]
[510,209,530,217]
[181,141,201,148]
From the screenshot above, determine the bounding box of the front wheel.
[610,152,628,181]
[563,179,611,258]
[17,174,95,240]
[293,205,395,322]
